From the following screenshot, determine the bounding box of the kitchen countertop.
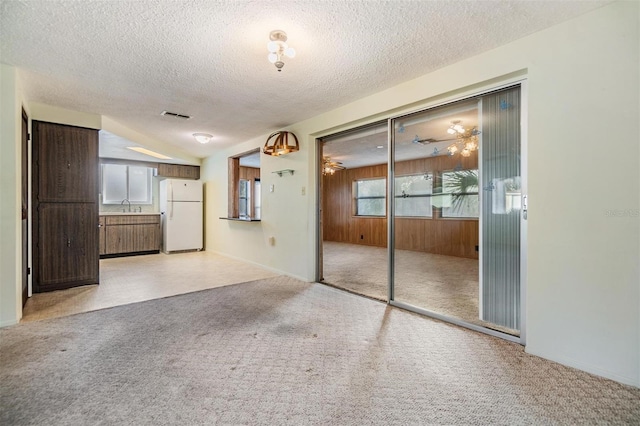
[99,212,161,216]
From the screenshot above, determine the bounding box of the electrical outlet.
[301,186,306,196]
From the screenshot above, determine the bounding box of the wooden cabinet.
[101,214,161,256]
[32,121,99,292]
[157,163,200,180]
[37,204,99,287]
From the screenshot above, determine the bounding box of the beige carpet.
[322,241,518,335]
[22,251,279,322]
[1,276,638,425]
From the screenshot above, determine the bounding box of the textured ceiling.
[1,0,609,161]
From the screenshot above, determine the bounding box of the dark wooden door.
[36,203,99,287]
[32,121,99,292]
[35,122,98,202]
[21,109,29,306]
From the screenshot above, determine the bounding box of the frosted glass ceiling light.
[267,30,295,72]
[193,133,213,144]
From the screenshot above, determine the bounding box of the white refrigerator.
[159,179,203,253]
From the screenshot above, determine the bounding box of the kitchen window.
[102,164,153,205]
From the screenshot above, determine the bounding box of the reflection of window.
[102,164,153,204]
[395,173,433,217]
[254,180,261,220]
[355,178,386,216]
[238,179,251,218]
[441,169,479,218]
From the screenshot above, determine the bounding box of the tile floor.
[22,251,280,322]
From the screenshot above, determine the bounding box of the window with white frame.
[102,164,153,205]
[354,178,386,216]
[395,173,433,217]
[441,169,479,218]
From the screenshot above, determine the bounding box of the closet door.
[32,121,99,292]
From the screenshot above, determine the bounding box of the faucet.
[121,198,131,212]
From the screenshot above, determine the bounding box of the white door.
[164,201,203,252]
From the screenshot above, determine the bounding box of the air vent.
[161,111,191,120]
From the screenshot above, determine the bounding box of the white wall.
[0,64,23,326]
[202,1,639,386]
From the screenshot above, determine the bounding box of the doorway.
[318,122,389,301]
[317,84,526,341]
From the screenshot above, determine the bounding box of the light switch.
[269,184,274,193]
[301,186,306,196]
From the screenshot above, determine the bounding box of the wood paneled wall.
[239,166,260,181]
[322,152,479,259]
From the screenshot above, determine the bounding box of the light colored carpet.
[322,241,517,335]
[1,276,638,425]
[22,251,279,322]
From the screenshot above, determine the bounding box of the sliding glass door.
[389,85,523,338]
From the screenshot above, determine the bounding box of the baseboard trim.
[525,347,639,388]
[0,318,19,328]
[208,250,311,283]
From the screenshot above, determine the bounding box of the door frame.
[21,108,29,306]
[387,79,528,345]
[314,77,528,345]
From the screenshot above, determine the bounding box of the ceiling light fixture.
[193,133,213,144]
[447,120,465,135]
[322,157,345,176]
[126,147,172,160]
[267,30,296,72]
[446,123,481,157]
[263,131,299,156]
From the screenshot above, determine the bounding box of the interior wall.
[322,152,480,258]
[0,64,23,326]
[202,2,639,386]
[323,163,387,247]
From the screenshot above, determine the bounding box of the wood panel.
[32,121,99,292]
[36,203,99,289]
[228,157,239,218]
[33,121,98,203]
[104,214,160,225]
[157,163,200,180]
[322,151,479,259]
[323,163,388,247]
[104,224,160,254]
[239,166,260,181]
[101,214,161,255]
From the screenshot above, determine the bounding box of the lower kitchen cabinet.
[101,214,161,256]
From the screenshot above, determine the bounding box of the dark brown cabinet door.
[33,121,98,203]
[32,121,99,292]
[36,204,98,288]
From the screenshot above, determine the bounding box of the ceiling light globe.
[267,41,279,53]
[284,47,296,58]
[193,133,212,144]
[268,53,278,63]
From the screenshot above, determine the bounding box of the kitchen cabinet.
[101,214,161,256]
[157,163,200,180]
[32,121,99,292]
